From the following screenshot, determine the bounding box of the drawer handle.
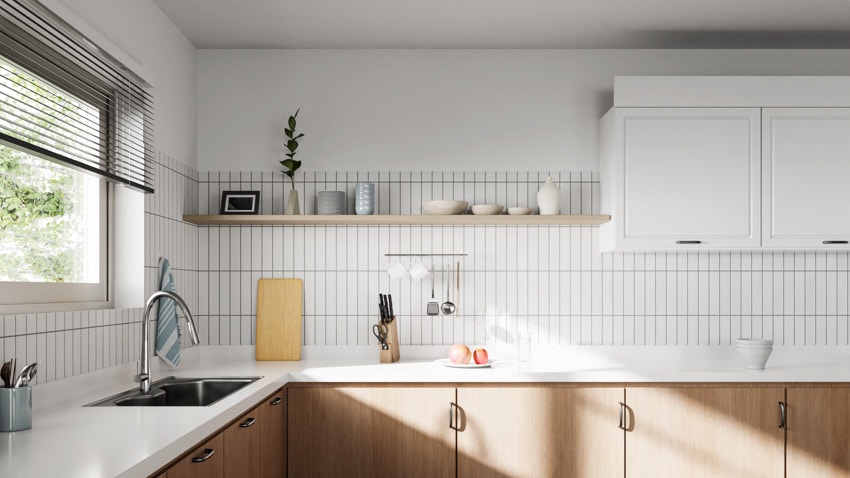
[779,402,786,429]
[270,397,283,406]
[449,402,457,430]
[191,448,215,463]
[618,402,626,431]
[676,240,701,245]
[823,241,848,245]
[239,417,256,428]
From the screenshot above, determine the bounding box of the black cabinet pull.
[270,397,283,406]
[192,448,215,463]
[823,241,849,245]
[676,240,702,245]
[239,417,256,428]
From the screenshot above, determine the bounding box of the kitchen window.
[0,0,153,312]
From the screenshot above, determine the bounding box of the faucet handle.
[134,372,148,383]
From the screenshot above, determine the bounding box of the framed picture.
[220,191,260,215]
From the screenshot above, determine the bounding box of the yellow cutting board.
[256,278,303,361]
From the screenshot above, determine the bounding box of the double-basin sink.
[87,376,261,407]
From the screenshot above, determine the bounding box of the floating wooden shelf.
[182,214,611,226]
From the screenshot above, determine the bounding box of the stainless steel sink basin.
[86,376,261,407]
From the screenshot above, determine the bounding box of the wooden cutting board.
[256,278,303,361]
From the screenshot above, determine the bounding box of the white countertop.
[4,345,850,478]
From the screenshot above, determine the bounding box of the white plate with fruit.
[437,345,492,368]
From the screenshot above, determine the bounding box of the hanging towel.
[156,257,182,367]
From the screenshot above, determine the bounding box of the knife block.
[379,318,401,364]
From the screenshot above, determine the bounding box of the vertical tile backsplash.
[3,164,850,386]
[198,170,850,349]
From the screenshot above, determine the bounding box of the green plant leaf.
[285,128,293,139]
[287,139,299,151]
[288,116,296,130]
[292,133,304,141]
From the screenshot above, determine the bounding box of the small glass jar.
[355,182,375,215]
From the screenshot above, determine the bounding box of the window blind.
[0,0,153,193]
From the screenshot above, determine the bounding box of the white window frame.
[0,173,112,314]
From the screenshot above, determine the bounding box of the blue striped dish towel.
[156,257,182,367]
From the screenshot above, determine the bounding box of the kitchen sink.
[86,376,261,407]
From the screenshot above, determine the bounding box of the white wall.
[55,0,198,168]
[197,49,850,172]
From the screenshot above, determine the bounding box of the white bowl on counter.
[471,204,503,215]
[423,200,467,215]
[735,338,773,371]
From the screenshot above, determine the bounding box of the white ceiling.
[151,0,850,49]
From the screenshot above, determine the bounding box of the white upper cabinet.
[762,108,850,249]
[602,76,850,251]
[601,107,761,251]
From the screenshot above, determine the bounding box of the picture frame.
[220,191,260,215]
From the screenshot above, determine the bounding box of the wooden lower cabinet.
[223,405,263,477]
[287,386,455,477]
[625,387,785,478]
[160,389,286,478]
[166,433,225,478]
[456,387,624,478]
[259,389,287,478]
[787,387,850,477]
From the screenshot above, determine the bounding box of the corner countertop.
[3,345,850,478]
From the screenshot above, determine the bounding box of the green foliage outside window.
[0,60,92,283]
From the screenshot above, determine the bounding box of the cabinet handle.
[823,241,849,245]
[270,397,283,406]
[676,241,702,245]
[449,402,457,431]
[191,448,215,463]
[618,402,626,431]
[239,417,256,428]
[779,402,786,429]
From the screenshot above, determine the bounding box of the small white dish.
[507,207,533,215]
[471,204,504,215]
[435,358,493,368]
[423,200,468,215]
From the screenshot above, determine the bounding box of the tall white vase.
[284,189,300,215]
[536,176,560,215]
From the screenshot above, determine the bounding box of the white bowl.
[507,207,533,215]
[735,338,773,370]
[423,200,467,215]
[735,338,774,348]
[471,204,504,215]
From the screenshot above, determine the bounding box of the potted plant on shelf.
[280,108,303,215]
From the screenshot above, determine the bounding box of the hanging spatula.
[426,264,439,316]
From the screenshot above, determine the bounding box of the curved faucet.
[138,290,200,393]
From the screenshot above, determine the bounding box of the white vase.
[284,189,300,215]
[537,176,560,215]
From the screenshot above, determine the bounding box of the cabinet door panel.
[288,387,455,477]
[457,387,624,478]
[787,387,850,476]
[626,387,784,478]
[604,108,761,250]
[260,389,286,478]
[763,108,850,248]
[223,405,262,477]
[168,434,224,478]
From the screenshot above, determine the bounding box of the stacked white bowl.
[735,338,774,371]
[317,191,346,215]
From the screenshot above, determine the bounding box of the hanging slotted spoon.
[426,264,440,315]
[441,263,456,315]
